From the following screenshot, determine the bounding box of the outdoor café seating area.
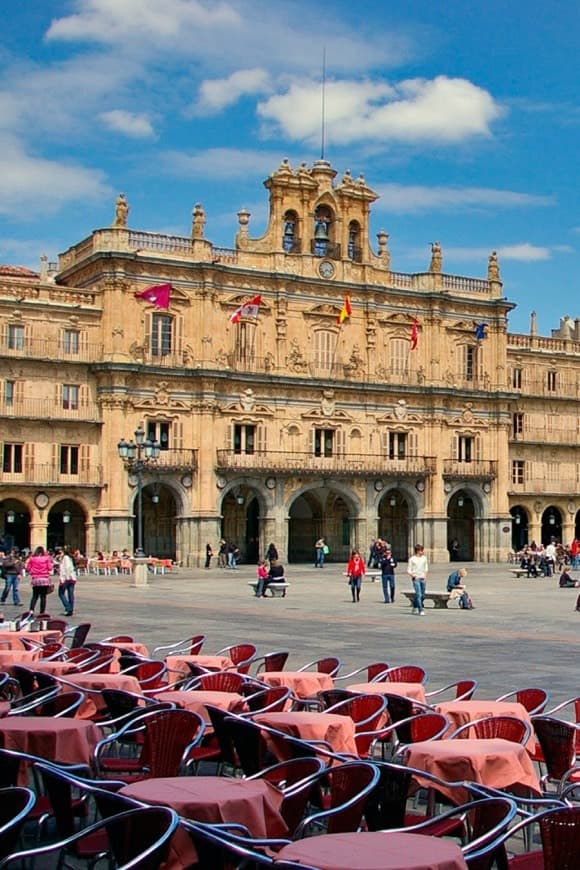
[0,617,579,868]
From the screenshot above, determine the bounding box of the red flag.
[230,294,261,323]
[134,283,171,309]
[410,317,418,350]
[337,293,352,324]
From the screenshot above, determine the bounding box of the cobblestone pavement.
[40,560,579,704]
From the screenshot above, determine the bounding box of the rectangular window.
[512,367,522,389]
[62,385,79,410]
[60,445,79,475]
[2,443,23,473]
[464,346,476,381]
[7,325,24,350]
[63,329,80,354]
[314,428,334,457]
[151,314,172,357]
[233,424,255,455]
[313,330,336,375]
[234,322,255,365]
[147,421,171,451]
[388,432,407,459]
[512,413,524,436]
[512,460,525,485]
[547,370,557,392]
[390,339,408,376]
[547,462,558,482]
[458,435,474,462]
[4,381,14,407]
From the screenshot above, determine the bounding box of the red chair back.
[383,665,426,683]
[196,672,246,693]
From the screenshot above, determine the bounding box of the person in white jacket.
[407,544,429,615]
[58,546,77,616]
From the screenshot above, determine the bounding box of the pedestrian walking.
[408,543,429,615]
[26,546,54,614]
[346,549,366,603]
[58,546,77,616]
[379,547,397,603]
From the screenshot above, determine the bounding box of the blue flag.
[475,323,487,341]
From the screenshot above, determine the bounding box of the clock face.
[35,492,49,509]
[319,260,335,279]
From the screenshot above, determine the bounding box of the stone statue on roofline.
[191,203,206,239]
[112,194,129,228]
[488,250,501,282]
[429,241,442,273]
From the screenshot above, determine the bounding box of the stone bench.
[402,590,452,610]
[510,568,529,578]
[248,581,290,598]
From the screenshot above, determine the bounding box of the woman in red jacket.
[346,549,366,603]
[26,546,54,614]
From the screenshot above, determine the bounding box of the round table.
[435,700,536,752]
[276,831,468,869]
[121,776,287,869]
[346,682,427,704]
[259,671,334,699]
[0,716,102,784]
[154,690,246,721]
[405,738,541,803]
[254,711,357,758]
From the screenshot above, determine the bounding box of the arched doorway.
[288,487,354,564]
[0,500,30,552]
[138,483,177,559]
[541,506,562,546]
[447,491,475,561]
[220,485,260,564]
[48,500,86,553]
[378,490,410,561]
[510,506,528,552]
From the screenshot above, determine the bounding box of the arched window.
[312,205,335,258]
[282,210,300,253]
[347,221,361,262]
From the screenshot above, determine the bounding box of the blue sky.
[1,0,578,335]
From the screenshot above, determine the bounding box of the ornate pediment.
[377,311,416,326]
[376,400,422,425]
[303,304,342,321]
[446,404,489,428]
[301,407,353,423]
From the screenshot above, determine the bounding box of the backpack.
[459,591,474,610]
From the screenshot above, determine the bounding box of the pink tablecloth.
[59,672,143,718]
[153,690,246,721]
[121,776,287,869]
[406,738,541,803]
[435,700,536,752]
[30,660,80,676]
[259,671,334,699]
[165,655,234,684]
[0,630,62,650]
[276,831,467,870]
[1,650,39,669]
[0,716,102,784]
[346,682,427,704]
[255,711,357,758]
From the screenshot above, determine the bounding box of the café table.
[0,650,39,669]
[120,775,287,870]
[102,641,150,659]
[346,681,427,704]
[254,711,358,758]
[0,716,102,784]
[275,831,468,870]
[435,700,536,752]
[30,660,80,677]
[165,655,235,684]
[0,630,62,650]
[259,671,334,699]
[58,672,143,718]
[405,738,541,803]
[153,690,246,722]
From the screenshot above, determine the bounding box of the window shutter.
[256,424,268,454]
[14,381,24,403]
[80,445,90,472]
[172,419,184,450]
[409,431,418,457]
[24,443,35,476]
[79,385,88,407]
[56,384,63,407]
[51,444,59,470]
[381,430,389,456]
[309,428,315,455]
[175,315,183,355]
[452,435,458,460]
[335,429,345,456]
[226,423,233,449]
[475,436,482,460]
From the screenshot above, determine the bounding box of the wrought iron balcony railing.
[216,450,436,477]
[443,459,497,479]
[0,464,103,486]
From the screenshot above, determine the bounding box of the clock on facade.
[34,492,49,509]
[318,260,335,279]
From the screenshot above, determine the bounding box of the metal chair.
[0,787,36,860]
[252,650,290,674]
[215,643,257,674]
[62,623,91,649]
[450,715,531,746]
[496,687,549,715]
[425,679,479,702]
[531,714,580,795]
[373,664,428,683]
[152,634,206,657]
[297,656,342,678]
[335,662,391,683]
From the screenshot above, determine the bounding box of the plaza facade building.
[1,159,579,565]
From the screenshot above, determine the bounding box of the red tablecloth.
[104,641,150,659]
[406,738,541,803]
[121,776,287,869]
[435,700,536,752]
[165,655,234,684]
[153,690,246,721]
[255,711,357,758]
[259,671,334,699]
[0,716,102,784]
[276,831,468,870]
[346,682,427,704]
[0,630,62,650]
[59,672,143,718]
[1,650,39,669]
[0,702,10,718]
[30,660,80,677]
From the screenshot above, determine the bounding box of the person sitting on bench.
[447,567,467,600]
[257,559,285,597]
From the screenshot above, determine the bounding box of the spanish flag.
[410,317,419,350]
[337,293,352,324]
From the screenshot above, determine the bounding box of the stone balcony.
[216,450,436,479]
[442,459,497,481]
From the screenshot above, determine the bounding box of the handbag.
[323,544,329,555]
[46,583,55,594]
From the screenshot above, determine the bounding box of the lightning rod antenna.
[320,46,326,160]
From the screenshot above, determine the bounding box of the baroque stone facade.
[1,159,579,564]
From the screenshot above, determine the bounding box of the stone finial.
[39,255,48,281]
[236,208,251,240]
[112,193,129,228]
[377,230,391,269]
[191,203,206,239]
[530,311,537,336]
[356,173,366,187]
[488,250,501,282]
[429,241,442,273]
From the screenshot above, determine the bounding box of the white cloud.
[0,135,112,218]
[258,75,503,145]
[99,109,155,138]
[161,147,285,179]
[424,244,552,263]
[375,183,554,214]
[497,244,551,262]
[194,68,271,114]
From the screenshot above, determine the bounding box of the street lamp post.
[117,422,161,558]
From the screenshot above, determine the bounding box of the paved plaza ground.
[42,560,579,706]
